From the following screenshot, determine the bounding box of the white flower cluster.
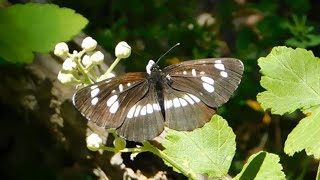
[54,37,105,85]
[54,37,131,86]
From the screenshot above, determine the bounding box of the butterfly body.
[73,58,244,142]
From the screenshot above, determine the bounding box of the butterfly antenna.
[155,43,180,65]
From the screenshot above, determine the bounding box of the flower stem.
[98,57,121,81]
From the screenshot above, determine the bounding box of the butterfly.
[73,58,244,142]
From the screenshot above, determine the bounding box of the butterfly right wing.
[73,72,165,142]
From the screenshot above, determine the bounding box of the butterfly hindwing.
[163,83,215,131]
[116,85,165,142]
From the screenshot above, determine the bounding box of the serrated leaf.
[0,3,88,64]
[284,106,320,159]
[162,115,236,178]
[234,151,286,180]
[257,46,320,115]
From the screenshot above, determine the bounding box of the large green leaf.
[284,106,320,159]
[234,151,286,180]
[0,3,88,64]
[162,115,236,178]
[257,46,320,158]
[257,46,320,115]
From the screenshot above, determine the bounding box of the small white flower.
[197,13,215,27]
[57,71,77,84]
[86,133,103,151]
[82,37,97,52]
[82,55,92,67]
[54,42,69,57]
[90,51,104,64]
[62,58,77,71]
[115,41,131,59]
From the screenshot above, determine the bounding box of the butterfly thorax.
[149,65,167,117]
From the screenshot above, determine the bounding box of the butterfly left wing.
[163,58,244,108]
[162,58,243,130]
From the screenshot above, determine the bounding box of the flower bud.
[62,58,76,72]
[54,42,69,57]
[115,41,131,59]
[57,71,77,84]
[86,133,103,151]
[82,37,97,52]
[82,55,92,67]
[90,51,104,64]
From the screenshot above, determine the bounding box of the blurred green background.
[1,0,320,179]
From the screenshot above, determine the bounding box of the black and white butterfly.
[73,58,244,142]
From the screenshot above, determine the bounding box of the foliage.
[0,3,87,64]
[258,46,320,161]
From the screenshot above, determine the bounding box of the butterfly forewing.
[73,72,149,129]
[163,58,243,108]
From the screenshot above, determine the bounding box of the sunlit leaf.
[234,151,286,180]
[0,3,88,64]
[257,46,320,115]
[162,115,236,178]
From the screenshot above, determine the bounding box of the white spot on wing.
[173,98,181,107]
[165,100,173,109]
[119,84,123,92]
[153,103,161,111]
[183,95,195,105]
[127,106,136,118]
[203,83,215,93]
[140,106,147,116]
[91,97,99,105]
[201,76,214,85]
[134,105,141,117]
[214,63,225,70]
[110,101,119,113]
[90,85,98,90]
[200,71,205,75]
[183,71,187,75]
[146,104,153,114]
[189,94,201,103]
[179,98,188,106]
[127,82,131,87]
[107,95,118,107]
[90,88,100,98]
[215,60,222,63]
[192,69,196,76]
[220,71,228,78]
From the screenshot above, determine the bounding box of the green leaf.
[284,106,320,159]
[162,115,236,178]
[257,46,320,115]
[0,3,88,64]
[234,151,286,180]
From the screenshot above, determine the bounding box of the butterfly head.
[146,60,160,75]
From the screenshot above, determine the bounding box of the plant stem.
[98,57,121,81]
[317,161,320,180]
[71,51,94,85]
[142,141,198,180]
